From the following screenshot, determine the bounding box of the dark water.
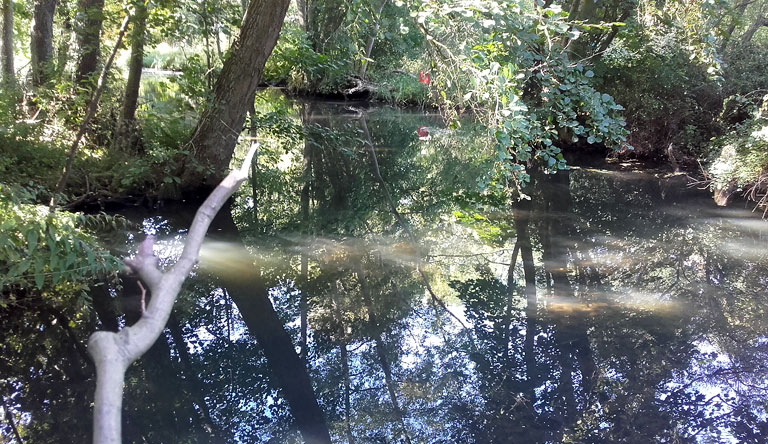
[3,96,768,443]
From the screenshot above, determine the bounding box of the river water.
[4,95,768,443]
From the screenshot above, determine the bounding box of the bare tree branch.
[88,144,258,444]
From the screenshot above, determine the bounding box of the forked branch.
[88,144,258,444]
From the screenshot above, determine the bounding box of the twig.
[49,11,132,212]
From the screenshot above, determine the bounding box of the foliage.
[414,0,629,188]
[721,42,768,100]
[263,24,349,93]
[369,70,429,105]
[0,185,123,302]
[595,1,724,159]
[142,42,188,70]
[708,109,768,209]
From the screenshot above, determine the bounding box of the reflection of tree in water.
[446,168,768,443]
[3,103,767,443]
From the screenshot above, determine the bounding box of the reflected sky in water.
[2,97,767,443]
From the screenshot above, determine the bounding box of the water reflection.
[2,98,767,443]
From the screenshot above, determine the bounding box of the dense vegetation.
[1,0,768,442]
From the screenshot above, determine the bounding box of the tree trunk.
[182,0,290,192]
[1,0,14,85]
[329,283,354,444]
[741,14,768,44]
[2,393,24,444]
[50,12,131,211]
[356,263,412,444]
[75,0,105,84]
[30,0,57,86]
[719,0,750,52]
[513,202,538,406]
[114,0,147,152]
[54,0,72,79]
[340,342,354,444]
[296,0,309,32]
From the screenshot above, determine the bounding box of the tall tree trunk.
[54,0,72,79]
[329,283,354,444]
[340,342,354,444]
[1,0,14,85]
[114,0,147,152]
[296,0,309,32]
[358,0,388,80]
[514,201,538,407]
[503,239,521,364]
[75,0,105,84]
[49,12,131,211]
[182,0,290,192]
[719,0,750,52]
[199,0,214,90]
[30,0,57,86]
[741,14,768,44]
[212,209,332,444]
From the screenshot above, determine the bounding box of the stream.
[6,94,768,443]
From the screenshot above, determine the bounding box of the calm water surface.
[3,97,767,443]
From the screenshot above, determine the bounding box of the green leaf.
[27,230,39,252]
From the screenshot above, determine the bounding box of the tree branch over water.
[87,144,257,444]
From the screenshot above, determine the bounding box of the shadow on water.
[2,97,768,443]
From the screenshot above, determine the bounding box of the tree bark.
[54,0,72,79]
[1,0,14,85]
[30,0,57,86]
[182,0,290,192]
[114,0,148,152]
[741,14,768,43]
[75,0,105,84]
[296,0,309,32]
[719,0,750,52]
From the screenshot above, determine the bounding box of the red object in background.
[417,126,429,138]
[418,71,431,84]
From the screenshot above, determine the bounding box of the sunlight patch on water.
[545,291,682,316]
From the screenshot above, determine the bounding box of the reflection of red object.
[418,71,430,84]
[417,126,429,138]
